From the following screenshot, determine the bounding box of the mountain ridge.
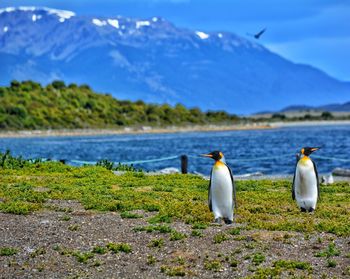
[1,6,349,114]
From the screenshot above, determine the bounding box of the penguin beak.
[310,147,320,153]
[200,154,213,158]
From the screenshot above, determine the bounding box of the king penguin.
[201,151,237,224]
[292,147,320,212]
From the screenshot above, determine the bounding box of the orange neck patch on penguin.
[214,161,225,168]
[299,155,311,165]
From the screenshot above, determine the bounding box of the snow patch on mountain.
[45,8,75,19]
[0,7,16,13]
[195,31,209,39]
[0,6,75,20]
[92,18,107,27]
[136,20,150,29]
[107,19,119,29]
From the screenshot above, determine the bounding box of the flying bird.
[292,147,320,212]
[254,28,266,39]
[201,151,237,224]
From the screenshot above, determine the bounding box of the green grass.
[204,260,222,272]
[252,253,265,266]
[0,161,349,237]
[29,247,46,258]
[274,259,312,271]
[133,224,173,233]
[68,224,79,231]
[315,242,341,258]
[0,247,18,256]
[191,230,203,237]
[327,259,337,268]
[160,265,186,276]
[106,243,132,253]
[147,254,157,265]
[120,211,143,219]
[72,251,94,264]
[59,215,71,221]
[170,231,187,241]
[92,246,107,254]
[148,238,164,248]
[213,233,229,244]
[228,228,241,235]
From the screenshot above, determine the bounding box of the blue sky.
[2,0,349,81]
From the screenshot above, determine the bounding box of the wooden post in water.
[181,155,188,174]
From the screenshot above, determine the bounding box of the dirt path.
[1,200,349,278]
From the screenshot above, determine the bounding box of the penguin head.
[201,151,225,162]
[301,147,320,156]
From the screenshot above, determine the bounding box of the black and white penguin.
[202,151,237,224]
[292,147,320,212]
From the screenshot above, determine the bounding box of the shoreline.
[0,120,349,138]
[0,123,271,138]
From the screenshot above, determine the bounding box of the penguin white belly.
[211,165,233,220]
[295,160,318,210]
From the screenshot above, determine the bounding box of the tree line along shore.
[1,80,348,131]
[0,80,240,130]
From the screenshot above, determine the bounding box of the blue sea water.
[0,125,349,175]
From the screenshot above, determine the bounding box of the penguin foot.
[223,218,233,225]
[300,207,307,212]
[214,218,222,224]
[308,208,315,213]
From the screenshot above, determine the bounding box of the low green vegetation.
[0,80,239,130]
[0,154,349,237]
[228,228,241,235]
[0,247,18,256]
[252,253,265,266]
[92,246,107,255]
[106,242,132,253]
[148,238,164,248]
[29,247,46,258]
[204,259,222,272]
[160,265,186,276]
[72,251,94,264]
[170,231,187,241]
[147,254,157,265]
[252,111,350,122]
[213,233,229,244]
[273,259,312,271]
[191,230,203,237]
[120,211,143,219]
[327,259,337,268]
[315,242,341,258]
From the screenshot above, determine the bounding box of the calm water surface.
[0,125,349,175]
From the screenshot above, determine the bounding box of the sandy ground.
[0,124,271,138]
[1,200,349,279]
[0,120,349,139]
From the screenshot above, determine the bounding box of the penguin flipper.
[312,159,320,200]
[292,169,296,200]
[292,155,299,200]
[226,164,237,209]
[208,169,213,212]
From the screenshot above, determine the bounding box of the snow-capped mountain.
[1,6,349,114]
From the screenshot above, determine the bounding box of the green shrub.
[0,247,18,256]
[170,231,187,241]
[106,243,132,253]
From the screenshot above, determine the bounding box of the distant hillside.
[281,102,350,112]
[1,7,350,114]
[0,81,239,130]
